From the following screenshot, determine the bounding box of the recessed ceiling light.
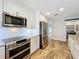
[59,8,64,11]
[46,12,50,15]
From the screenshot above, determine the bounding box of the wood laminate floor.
[31,40,72,59]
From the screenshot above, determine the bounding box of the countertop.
[68,34,79,45]
[0,35,39,47]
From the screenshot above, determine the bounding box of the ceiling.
[19,0,79,20]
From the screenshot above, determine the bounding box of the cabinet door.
[0,0,2,27]
[0,46,5,59]
[30,36,39,54]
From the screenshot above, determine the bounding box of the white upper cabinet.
[66,20,79,25]
[66,21,74,25]
[0,0,3,27]
[27,11,48,29]
[27,11,37,29]
[0,0,2,12]
[40,14,48,23]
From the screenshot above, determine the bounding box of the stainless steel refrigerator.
[39,21,48,49]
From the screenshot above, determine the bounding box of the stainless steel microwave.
[3,12,27,27]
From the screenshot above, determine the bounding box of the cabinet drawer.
[9,43,30,57]
[13,49,30,59]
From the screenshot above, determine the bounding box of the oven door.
[5,42,30,59]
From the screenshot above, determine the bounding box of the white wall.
[53,17,66,41]
[48,19,54,42]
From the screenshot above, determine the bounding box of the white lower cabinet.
[68,35,79,59]
[30,36,39,54]
[0,46,5,59]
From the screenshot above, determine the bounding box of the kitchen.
[0,0,49,59]
[0,0,79,59]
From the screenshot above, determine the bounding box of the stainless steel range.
[5,38,30,59]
